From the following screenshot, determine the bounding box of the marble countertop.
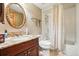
[0,35,40,49]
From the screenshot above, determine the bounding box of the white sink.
[5,35,32,42]
[11,35,31,41]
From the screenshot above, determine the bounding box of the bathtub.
[64,43,79,56]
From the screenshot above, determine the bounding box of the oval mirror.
[6,3,26,29]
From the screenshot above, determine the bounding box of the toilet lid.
[39,40,51,45]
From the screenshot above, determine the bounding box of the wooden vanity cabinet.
[0,38,39,56]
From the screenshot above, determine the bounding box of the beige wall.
[64,5,76,44]
[0,3,42,35]
[76,4,79,55]
[23,3,42,35]
[24,3,41,20]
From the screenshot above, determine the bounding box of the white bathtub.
[64,44,79,56]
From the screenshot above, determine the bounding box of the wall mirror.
[6,3,26,29]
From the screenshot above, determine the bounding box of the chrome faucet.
[15,34,19,37]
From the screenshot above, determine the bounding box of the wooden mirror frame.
[6,3,26,29]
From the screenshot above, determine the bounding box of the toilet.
[39,40,51,56]
[39,40,51,49]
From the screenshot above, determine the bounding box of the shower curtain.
[53,4,65,51]
[41,4,65,51]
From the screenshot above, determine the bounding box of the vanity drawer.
[27,46,38,56]
[0,38,39,56]
[16,46,38,56]
[16,50,28,56]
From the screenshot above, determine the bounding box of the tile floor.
[39,49,64,56]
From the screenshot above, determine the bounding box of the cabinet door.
[16,50,28,56]
[28,46,38,56]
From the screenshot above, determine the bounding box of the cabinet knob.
[28,51,31,54]
[24,53,27,56]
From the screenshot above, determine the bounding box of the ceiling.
[34,3,76,9]
[63,3,76,9]
[33,3,54,9]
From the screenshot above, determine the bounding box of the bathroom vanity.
[0,35,39,56]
